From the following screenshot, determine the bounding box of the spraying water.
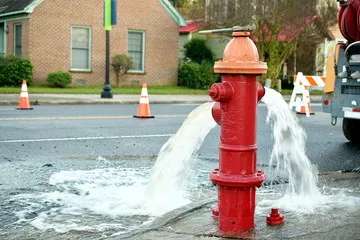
[144,101,216,210]
[259,87,360,214]
[261,87,320,197]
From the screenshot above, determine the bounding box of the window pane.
[71,27,90,69]
[72,49,89,69]
[128,31,144,71]
[128,52,142,70]
[128,33,142,51]
[72,28,89,49]
[0,24,4,55]
[14,24,22,57]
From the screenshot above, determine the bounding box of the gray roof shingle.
[0,0,35,14]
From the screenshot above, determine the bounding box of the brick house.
[0,0,185,86]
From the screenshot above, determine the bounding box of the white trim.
[24,0,46,13]
[70,25,92,71]
[159,0,186,26]
[0,0,45,17]
[0,11,25,17]
[127,30,146,73]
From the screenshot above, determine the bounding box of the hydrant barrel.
[209,30,267,238]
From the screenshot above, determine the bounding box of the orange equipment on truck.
[322,0,360,142]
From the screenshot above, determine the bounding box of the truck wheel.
[342,118,360,143]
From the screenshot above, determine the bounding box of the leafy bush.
[178,62,202,88]
[111,54,133,86]
[178,61,218,89]
[0,55,33,87]
[183,38,214,64]
[46,71,72,88]
[200,60,218,87]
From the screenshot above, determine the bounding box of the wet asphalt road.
[0,103,360,239]
[0,103,359,196]
[0,103,359,180]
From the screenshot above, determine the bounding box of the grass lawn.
[0,85,322,95]
[0,85,208,95]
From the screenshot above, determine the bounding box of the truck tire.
[342,118,360,143]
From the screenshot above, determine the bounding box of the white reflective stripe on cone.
[21,84,28,91]
[140,97,149,104]
[20,91,29,97]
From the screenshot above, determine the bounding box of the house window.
[71,26,91,70]
[14,24,22,57]
[128,31,145,72]
[0,22,5,56]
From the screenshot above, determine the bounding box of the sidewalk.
[0,93,322,105]
[116,171,360,240]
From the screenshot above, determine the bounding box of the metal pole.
[101,30,113,98]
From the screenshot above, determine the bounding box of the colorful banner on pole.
[104,0,117,30]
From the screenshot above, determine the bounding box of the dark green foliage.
[183,38,214,64]
[178,62,201,88]
[200,60,218,87]
[111,54,133,87]
[47,71,72,88]
[178,61,217,89]
[0,55,33,87]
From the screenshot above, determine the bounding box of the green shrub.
[200,60,218,88]
[0,55,33,87]
[183,38,214,64]
[178,61,218,89]
[111,54,133,87]
[47,71,72,88]
[178,62,201,88]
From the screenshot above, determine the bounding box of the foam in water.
[12,102,216,234]
[145,101,216,206]
[259,87,360,214]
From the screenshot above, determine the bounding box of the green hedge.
[178,61,218,89]
[0,55,33,87]
[47,71,72,88]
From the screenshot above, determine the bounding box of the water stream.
[258,87,360,215]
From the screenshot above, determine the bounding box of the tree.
[170,0,205,20]
[183,38,214,64]
[203,0,338,83]
[111,54,133,87]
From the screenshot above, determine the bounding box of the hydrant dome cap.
[215,32,267,74]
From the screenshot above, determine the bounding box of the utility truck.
[322,0,360,142]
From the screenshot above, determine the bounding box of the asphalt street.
[0,102,359,239]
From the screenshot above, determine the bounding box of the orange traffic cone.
[296,86,313,116]
[133,83,154,118]
[17,80,33,110]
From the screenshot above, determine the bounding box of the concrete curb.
[0,94,323,106]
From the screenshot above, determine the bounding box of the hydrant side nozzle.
[208,82,234,102]
[257,82,265,101]
[211,102,221,125]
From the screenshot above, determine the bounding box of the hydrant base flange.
[210,170,265,188]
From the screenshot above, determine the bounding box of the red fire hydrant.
[208,27,267,238]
